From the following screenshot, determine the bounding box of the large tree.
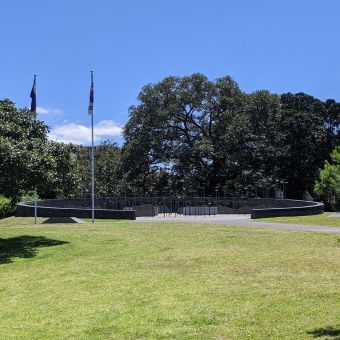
[123,74,247,195]
[122,74,282,196]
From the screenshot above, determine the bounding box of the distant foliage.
[19,191,39,202]
[71,141,124,198]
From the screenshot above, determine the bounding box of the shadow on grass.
[42,217,76,224]
[0,235,68,264]
[307,325,340,339]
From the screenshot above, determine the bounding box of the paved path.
[136,214,340,234]
[330,212,340,218]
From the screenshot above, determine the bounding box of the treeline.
[1,74,339,203]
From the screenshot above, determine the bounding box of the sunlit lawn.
[256,212,340,227]
[0,217,339,339]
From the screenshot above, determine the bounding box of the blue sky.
[1,0,340,144]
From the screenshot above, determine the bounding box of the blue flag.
[88,71,94,115]
[30,75,36,113]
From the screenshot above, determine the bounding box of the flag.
[30,75,36,113]
[88,71,94,115]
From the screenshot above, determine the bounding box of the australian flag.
[30,75,36,113]
[88,71,94,115]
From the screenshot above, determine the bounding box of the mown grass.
[257,212,340,227]
[0,217,339,339]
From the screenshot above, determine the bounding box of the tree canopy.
[0,100,79,200]
[1,74,339,202]
[122,74,340,198]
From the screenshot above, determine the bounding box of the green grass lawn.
[256,212,340,227]
[0,217,339,339]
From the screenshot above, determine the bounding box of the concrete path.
[41,217,86,224]
[136,214,340,234]
[71,217,86,224]
[330,212,340,218]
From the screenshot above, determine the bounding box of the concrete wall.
[251,201,324,219]
[16,197,324,219]
[16,202,136,220]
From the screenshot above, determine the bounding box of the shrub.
[0,195,15,219]
[314,146,340,211]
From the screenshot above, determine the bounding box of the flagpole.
[90,71,95,224]
[30,75,37,224]
[91,104,95,224]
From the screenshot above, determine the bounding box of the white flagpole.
[91,106,95,224]
[90,71,95,224]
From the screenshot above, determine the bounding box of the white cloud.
[48,120,123,144]
[37,106,63,116]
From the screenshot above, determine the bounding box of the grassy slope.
[0,217,339,339]
[256,212,340,227]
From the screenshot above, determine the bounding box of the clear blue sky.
[1,0,340,144]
